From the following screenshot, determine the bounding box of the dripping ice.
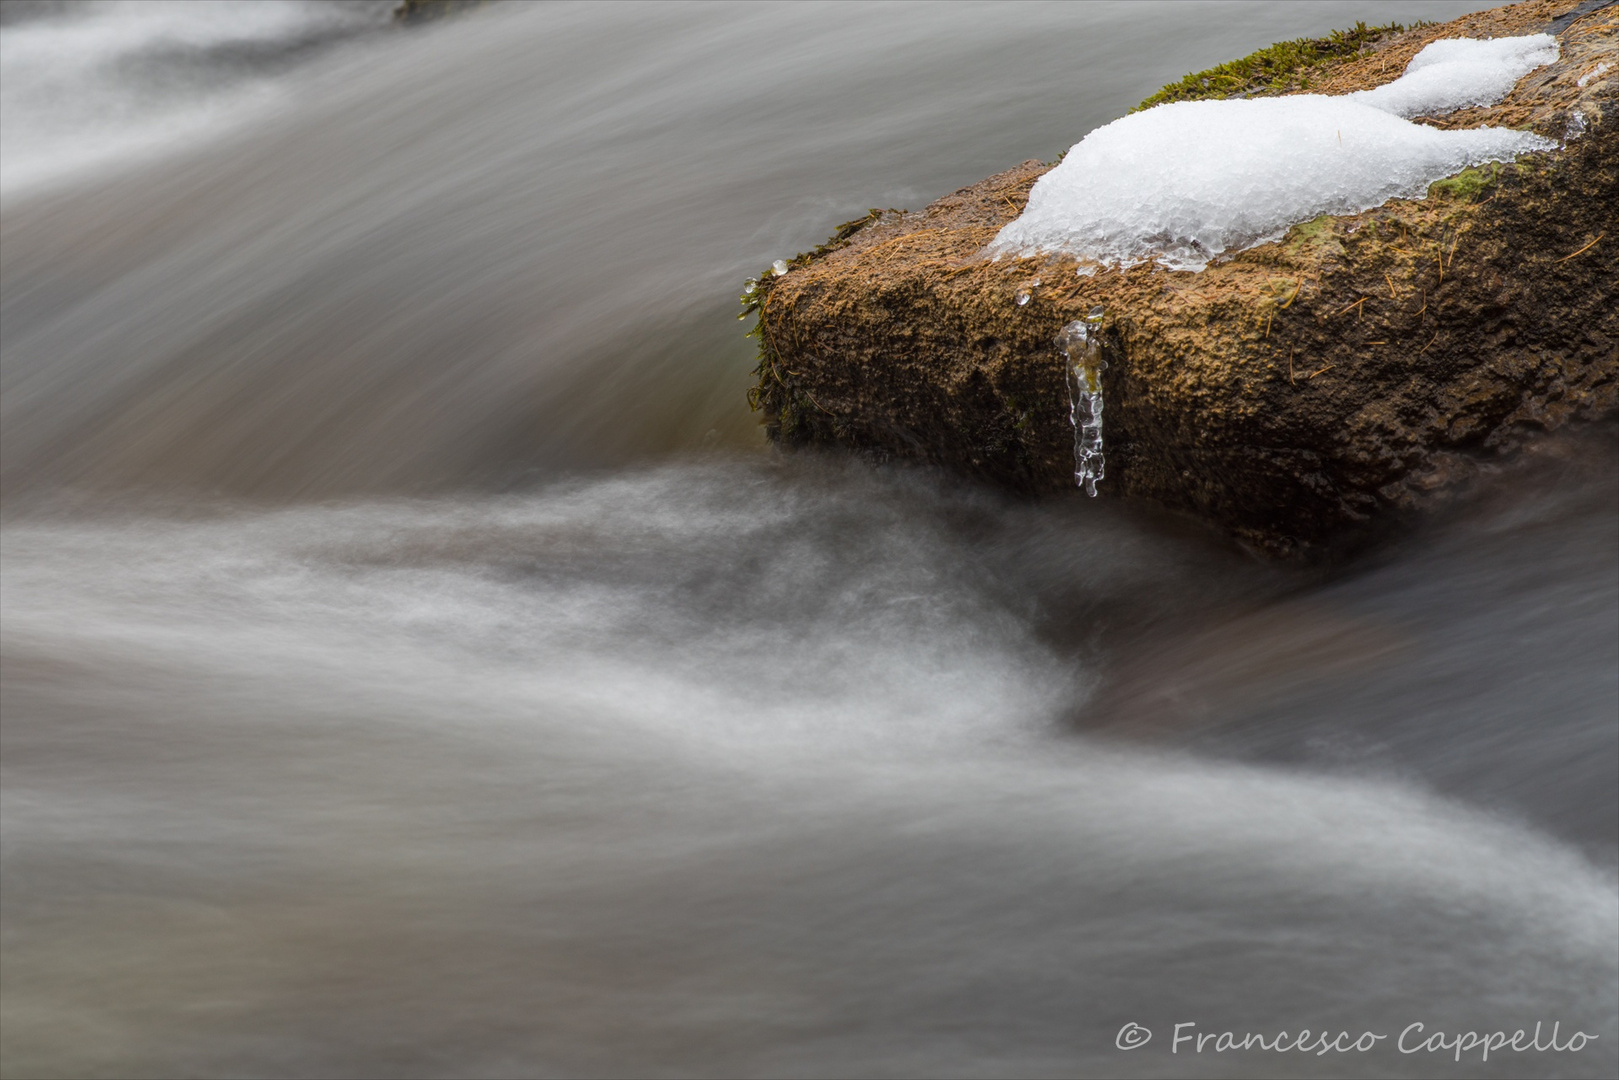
[989,35,1561,272]
[1060,307,1106,496]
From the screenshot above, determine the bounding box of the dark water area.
[2,2,1615,1077]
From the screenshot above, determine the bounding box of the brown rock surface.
[749,0,1617,557]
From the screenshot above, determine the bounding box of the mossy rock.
[746,0,1618,559]
[1134,21,1415,110]
[1427,162,1505,201]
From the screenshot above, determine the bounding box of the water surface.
[2,3,1614,1077]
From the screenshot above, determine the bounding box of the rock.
[747,0,1616,558]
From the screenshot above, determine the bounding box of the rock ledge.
[748,0,1616,557]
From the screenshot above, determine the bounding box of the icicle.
[1057,306,1107,496]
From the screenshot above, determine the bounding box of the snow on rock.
[990,36,1560,272]
[1349,34,1559,117]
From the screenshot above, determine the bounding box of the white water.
[2,3,1615,1077]
[0,1,393,196]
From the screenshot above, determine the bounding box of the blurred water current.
[1,3,1614,1077]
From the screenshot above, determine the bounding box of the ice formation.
[1348,34,1558,117]
[991,36,1560,272]
[1059,308,1107,495]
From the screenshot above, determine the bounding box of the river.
[2,3,1614,1077]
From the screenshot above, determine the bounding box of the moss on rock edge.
[1134,21,1415,110]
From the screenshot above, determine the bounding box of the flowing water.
[2,3,1615,1077]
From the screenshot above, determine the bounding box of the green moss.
[742,265,822,442]
[1427,162,1503,201]
[1290,215,1335,242]
[743,210,893,437]
[1135,21,1415,111]
[1281,214,1345,259]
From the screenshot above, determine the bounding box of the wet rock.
[748,0,1616,558]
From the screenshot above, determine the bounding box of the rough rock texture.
[749,0,1617,557]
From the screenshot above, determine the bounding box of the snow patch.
[990,36,1560,272]
[1349,34,1558,117]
